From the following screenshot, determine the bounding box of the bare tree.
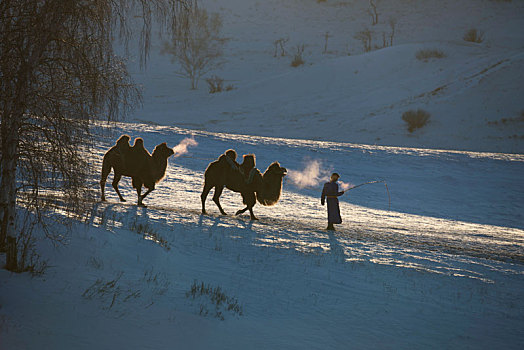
[354,29,373,52]
[0,0,193,271]
[273,37,289,57]
[163,7,226,90]
[368,0,379,26]
[323,31,332,54]
[388,18,397,46]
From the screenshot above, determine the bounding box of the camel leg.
[248,207,258,221]
[100,183,106,202]
[237,192,257,219]
[235,206,258,220]
[140,188,154,201]
[136,187,146,207]
[212,185,227,215]
[201,182,213,214]
[112,173,126,202]
[133,178,146,207]
[235,207,248,216]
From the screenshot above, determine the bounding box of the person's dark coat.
[321,181,344,224]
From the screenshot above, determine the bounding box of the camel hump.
[241,154,255,169]
[131,138,151,157]
[225,149,237,160]
[116,134,131,147]
[218,153,240,171]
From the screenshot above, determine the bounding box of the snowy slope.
[2,0,524,348]
[2,122,523,349]
[124,0,524,153]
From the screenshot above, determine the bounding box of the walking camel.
[201,152,287,220]
[100,135,174,206]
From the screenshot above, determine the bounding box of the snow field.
[3,121,523,348]
[1,204,523,349]
[2,0,524,347]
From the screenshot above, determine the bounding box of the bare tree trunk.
[369,0,378,25]
[0,115,20,270]
[191,74,197,89]
[6,236,17,271]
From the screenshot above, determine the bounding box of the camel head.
[152,142,175,159]
[257,161,286,206]
[265,161,287,178]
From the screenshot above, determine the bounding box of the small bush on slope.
[129,219,170,251]
[186,280,243,320]
[463,28,484,43]
[291,44,305,67]
[402,109,431,133]
[206,75,224,93]
[416,49,446,61]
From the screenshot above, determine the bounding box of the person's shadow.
[327,230,346,263]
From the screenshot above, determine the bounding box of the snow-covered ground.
[1,123,523,349]
[2,0,524,348]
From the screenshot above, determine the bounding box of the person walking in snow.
[321,173,346,231]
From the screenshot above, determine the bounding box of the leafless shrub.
[273,37,289,57]
[354,29,373,52]
[463,28,485,43]
[416,49,446,61]
[186,280,243,320]
[487,111,524,125]
[130,219,170,251]
[388,18,396,46]
[82,272,136,310]
[402,109,431,132]
[206,75,225,93]
[368,0,379,25]
[142,267,171,296]
[291,44,306,67]
[205,75,234,93]
[13,220,49,276]
[377,18,397,49]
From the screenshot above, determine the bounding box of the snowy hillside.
[2,0,524,349]
[2,123,523,348]
[125,0,524,153]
